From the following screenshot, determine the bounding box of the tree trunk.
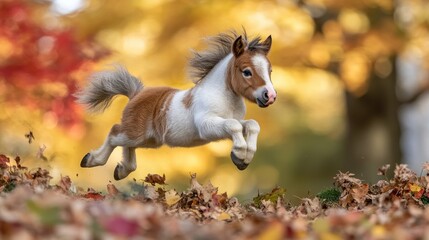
[344,56,401,181]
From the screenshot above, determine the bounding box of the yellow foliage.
[216,212,231,221]
[257,222,283,240]
[165,189,181,206]
[409,183,422,193]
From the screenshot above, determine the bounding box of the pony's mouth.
[256,98,269,108]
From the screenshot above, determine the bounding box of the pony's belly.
[163,125,207,147]
[164,90,205,147]
[163,116,206,147]
[166,138,208,147]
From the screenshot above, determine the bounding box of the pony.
[76,30,277,180]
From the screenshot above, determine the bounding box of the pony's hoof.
[231,152,248,170]
[80,153,91,168]
[114,165,121,181]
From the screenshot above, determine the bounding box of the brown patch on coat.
[182,89,194,109]
[110,124,121,136]
[120,87,178,145]
[226,51,268,102]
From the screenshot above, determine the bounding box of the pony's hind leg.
[80,124,121,168]
[114,147,136,180]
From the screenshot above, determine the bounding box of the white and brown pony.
[76,31,277,180]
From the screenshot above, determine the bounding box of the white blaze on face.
[251,54,276,101]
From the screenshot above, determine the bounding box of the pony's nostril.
[262,90,269,101]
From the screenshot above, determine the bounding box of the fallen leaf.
[144,173,166,186]
[107,183,120,197]
[56,176,72,193]
[258,221,283,240]
[334,171,361,189]
[103,216,140,237]
[37,144,48,161]
[189,173,203,192]
[371,225,387,239]
[409,183,422,193]
[144,185,159,200]
[216,212,231,221]
[27,200,62,226]
[0,154,10,169]
[350,184,369,204]
[82,192,104,200]
[24,131,35,144]
[377,164,390,176]
[165,189,181,206]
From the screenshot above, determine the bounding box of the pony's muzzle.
[256,88,276,108]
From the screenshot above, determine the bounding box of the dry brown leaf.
[189,173,203,192]
[350,184,369,205]
[0,154,10,169]
[144,173,166,186]
[334,171,362,189]
[24,131,35,144]
[56,176,72,193]
[377,164,391,176]
[144,185,159,200]
[107,183,120,197]
[36,144,48,161]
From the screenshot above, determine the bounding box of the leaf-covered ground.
[2,154,429,239]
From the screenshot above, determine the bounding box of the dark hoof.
[80,153,91,168]
[231,152,248,170]
[114,165,121,181]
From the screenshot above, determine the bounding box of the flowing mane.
[188,30,271,83]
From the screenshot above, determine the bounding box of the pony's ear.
[232,36,245,57]
[261,35,272,55]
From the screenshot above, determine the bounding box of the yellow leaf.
[312,218,329,234]
[320,233,342,240]
[409,183,422,193]
[165,189,180,206]
[258,222,283,240]
[371,225,387,238]
[217,212,231,221]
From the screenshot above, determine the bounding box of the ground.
[1,154,429,239]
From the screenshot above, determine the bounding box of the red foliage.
[82,192,105,200]
[0,0,109,128]
[0,154,10,169]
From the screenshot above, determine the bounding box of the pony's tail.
[75,65,143,113]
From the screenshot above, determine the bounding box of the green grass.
[317,187,341,205]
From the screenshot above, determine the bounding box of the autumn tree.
[303,0,429,180]
[0,0,108,132]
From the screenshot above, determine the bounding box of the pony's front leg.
[197,117,248,170]
[240,119,260,164]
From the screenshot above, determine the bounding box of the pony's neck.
[201,53,234,90]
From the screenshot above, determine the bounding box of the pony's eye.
[242,69,252,78]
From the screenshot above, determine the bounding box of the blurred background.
[1,0,429,203]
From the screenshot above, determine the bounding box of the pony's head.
[228,35,276,108]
